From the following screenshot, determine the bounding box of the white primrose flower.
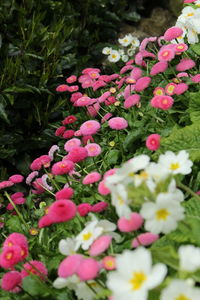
[121,54,129,62]
[107,247,167,300]
[158,150,193,175]
[75,219,103,251]
[53,274,79,289]
[178,245,200,272]
[108,50,121,62]
[160,279,200,300]
[111,184,132,218]
[131,37,140,48]
[195,0,200,7]
[59,237,77,256]
[118,34,134,47]
[102,47,112,55]
[140,193,185,234]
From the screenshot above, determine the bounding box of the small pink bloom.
[104,168,118,179]
[176,58,196,71]
[98,180,111,195]
[87,103,100,117]
[9,174,24,183]
[21,260,48,280]
[108,117,128,130]
[120,65,134,74]
[0,180,14,190]
[65,146,88,163]
[83,172,101,184]
[51,160,74,175]
[82,67,100,75]
[67,85,79,92]
[117,77,126,89]
[85,143,101,157]
[165,83,177,96]
[63,130,75,139]
[58,254,83,278]
[150,61,168,76]
[74,130,82,137]
[0,246,23,269]
[48,200,76,223]
[130,67,143,80]
[76,258,99,281]
[26,171,38,185]
[77,203,92,216]
[135,76,151,92]
[89,235,112,256]
[55,187,74,200]
[80,120,101,135]
[109,73,120,81]
[153,87,165,96]
[150,95,174,110]
[184,0,195,2]
[76,96,92,107]
[146,134,161,151]
[124,94,140,109]
[1,271,22,292]
[125,77,136,84]
[117,213,143,232]
[102,256,116,270]
[56,84,68,92]
[62,115,77,125]
[66,75,77,83]
[105,96,117,106]
[126,59,134,65]
[30,155,51,171]
[191,74,200,83]
[38,215,53,228]
[3,233,28,249]
[164,26,183,41]
[82,135,94,145]
[93,80,106,91]
[158,46,175,62]
[174,43,188,53]
[132,232,159,248]
[31,178,45,194]
[55,126,65,137]
[101,113,113,123]
[177,72,189,78]
[64,138,81,152]
[91,201,108,213]
[98,91,111,103]
[174,83,188,95]
[70,92,82,103]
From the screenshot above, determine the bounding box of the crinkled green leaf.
[191,43,200,55]
[188,91,200,122]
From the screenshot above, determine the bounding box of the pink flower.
[85,143,101,157]
[174,83,188,95]
[150,61,168,76]
[93,80,106,91]
[48,200,76,223]
[153,87,165,96]
[132,232,159,248]
[38,215,53,228]
[130,67,143,80]
[76,96,93,106]
[30,155,51,171]
[101,113,113,123]
[146,134,161,151]
[83,172,101,184]
[105,96,117,106]
[70,92,82,103]
[9,174,24,183]
[80,120,101,135]
[158,46,175,61]
[98,180,111,195]
[98,91,111,103]
[26,171,38,185]
[108,117,128,130]
[76,258,99,281]
[74,130,82,137]
[62,115,77,125]
[0,246,23,269]
[87,103,100,117]
[176,58,196,71]
[56,84,68,92]
[120,65,134,74]
[184,0,195,2]
[66,75,77,83]
[67,85,79,92]
[102,256,116,271]
[191,74,200,83]
[165,83,177,95]
[164,26,183,41]
[55,126,65,137]
[63,130,75,139]
[55,187,74,200]
[51,160,74,175]
[31,178,45,194]
[48,145,59,160]
[177,72,189,78]
[174,43,188,53]
[91,201,108,213]
[134,76,151,92]
[0,181,14,189]
[64,138,81,152]
[82,67,100,75]
[103,169,118,179]
[3,233,28,249]
[124,94,140,109]
[77,203,92,216]
[21,260,48,280]
[150,95,174,110]
[65,147,88,163]
[78,75,93,89]
[58,254,83,278]
[89,235,112,256]
[117,213,143,232]
[1,271,22,292]
[82,135,94,145]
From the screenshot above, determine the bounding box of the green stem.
[4,192,29,231]
[37,182,55,196]
[176,180,200,201]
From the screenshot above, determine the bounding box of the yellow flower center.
[138,171,148,179]
[112,54,117,59]
[123,39,128,43]
[6,252,13,260]
[170,162,180,170]
[175,294,191,300]
[105,260,115,268]
[156,208,170,220]
[167,85,175,92]
[110,87,116,93]
[156,89,163,95]
[8,242,13,247]
[129,272,147,290]
[117,195,124,206]
[83,232,92,241]
[187,13,194,17]
[162,51,169,57]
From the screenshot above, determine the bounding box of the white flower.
[160,279,200,300]
[75,220,103,251]
[53,274,79,289]
[118,34,134,47]
[58,237,77,256]
[195,0,200,7]
[102,47,112,55]
[158,150,193,175]
[118,49,125,55]
[131,37,140,48]
[140,193,185,234]
[108,50,121,62]
[111,184,132,218]
[121,54,129,62]
[107,247,167,300]
[127,48,136,56]
[178,245,200,272]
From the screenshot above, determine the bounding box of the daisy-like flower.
[59,237,77,256]
[108,50,121,63]
[178,245,200,272]
[111,184,132,218]
[107,247,167,300]
[140,192,185,234]
[102,47,112,55]
[118,34,133,47]
[160,279,200,300]
[158,150,193,175]
[75,220,103,251]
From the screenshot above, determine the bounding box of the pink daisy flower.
[56,84,68,92]
[9,174,24,184]
[65,146,88,163]
[117,213,143,232]
[89,235,112,256]
[58,254,83,278]
[146,134,161,151]
[134,76,151,92]
[102,256,116,270]
[153,87,165,96]
[165,82,177,96]
[1,271,22,293]
[80,120,101,135]
[158,46,175,62]
[91,201,108,213]
[48,199,76,223]
[124,94,140,109]
[64,138,81,152]
[77,203,92,217]
[83,172,101,184]
[85,143,102,157]
[150,61,168,76]
[21,260,48,280]
[132,232,159,248]
[108,117,128,130]
[51,160,74,175]
[176,58,196,71]
[163,26,183,41]
[76,258,99,281]
[66,75,77,83]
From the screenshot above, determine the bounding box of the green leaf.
[106,149,120,165]
[151,245,179,269]
[6,215,24,233]
[159,122,200,161]
[184,197,200,217]
[22,276,50,297]
[188,91,200,122]
[0,102,9,124]
[191,43,200,55]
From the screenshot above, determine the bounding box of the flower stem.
[176,180,200,201]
